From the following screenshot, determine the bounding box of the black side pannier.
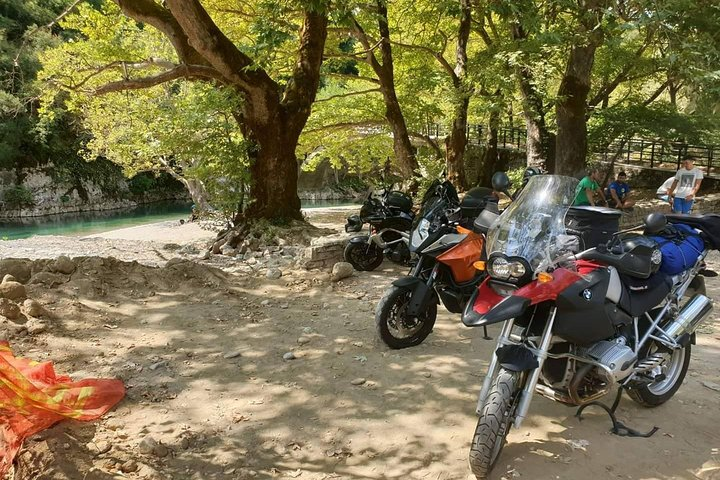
[460,187,497,219]
[566,206,621,250]
[386,191,413,213]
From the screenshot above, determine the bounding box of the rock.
[221,244,236,256]
[283,352,296,361]
[422,372,432,378]
[28,272,66,288]
[0,299,21,320]
[22,299,45,317]
[26,319,47,335]
[50,256,76,275]
[149,361,166,371]
[0,259,31,284]
[121,460,139,473]
[701,381,720,392]
[302,327,313,334]
[152,443,169,458]
[0,281,26,300]
[246,257,258,266]
[330,262,354,282]
[138,436,158,455]
[350,378,367,386]
[179,437,191,450]
[223,350,242,359]
[266,268,283,280]
[163,243,182,251]
[197,250,212,260]
[2,274,16,283]
[260,300,270,306]
[179,244,199,255]
[87,440,112,455]
[297,337,310,345]
[105,418,124,431]
[279,303,289,309]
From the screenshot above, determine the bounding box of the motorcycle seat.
[617,272,673,318]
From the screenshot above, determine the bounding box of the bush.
[128,173,156,196]
[3,185,35,208]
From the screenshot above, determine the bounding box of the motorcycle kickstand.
[575,386,659,438]
[482,326,492,340]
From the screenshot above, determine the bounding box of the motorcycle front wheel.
[344,241,384,271]
[469,368,520,479]
[375,285,437,349]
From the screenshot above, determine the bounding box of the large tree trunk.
[477,102,505,187]
[353,1,418,178]
[445,0,472,190]
[446,98,469,188]
[554,1,605,177]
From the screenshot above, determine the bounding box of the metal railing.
[420,123,719,178]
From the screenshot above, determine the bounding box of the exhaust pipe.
[663,294,713,342]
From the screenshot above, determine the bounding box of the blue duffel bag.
[650,223,705,275]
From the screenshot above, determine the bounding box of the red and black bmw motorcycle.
[461,175,718,479]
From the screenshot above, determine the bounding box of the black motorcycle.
[375,174,511,348]
[344,189,414,271]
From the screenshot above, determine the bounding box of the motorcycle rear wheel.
[344,241,384,271]
[469,369,520,479]
[375,285,437,349]
[627,343,690,407]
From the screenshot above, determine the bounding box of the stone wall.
[619,194,720,228]
[300,234,349,270]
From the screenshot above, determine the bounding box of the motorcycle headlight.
[488,257,526,280]
[411,219,430,249]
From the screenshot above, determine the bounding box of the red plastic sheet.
[0,341,125,474]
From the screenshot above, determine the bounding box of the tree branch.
[642,80,669,106]
[114,0,207,66]
[305,120,385,134]
[164,0,277,92]
[324,73,380,84]
[315,88,382,102]
[93,64,223,95]
[390,40,457,83]
[409,132,443,158]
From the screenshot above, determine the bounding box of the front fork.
[475,307,557,429]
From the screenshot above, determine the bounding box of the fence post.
[650,143,655,169]
[502,129,507,148]
[708,147,714,177]
[626,139,631,163]
[639,140,644,164]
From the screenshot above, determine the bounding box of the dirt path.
[7,247,720,480]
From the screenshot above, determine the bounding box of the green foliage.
[128,173,155,196]
[3,185,34,208]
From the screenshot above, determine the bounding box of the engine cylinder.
[663,294,713,341]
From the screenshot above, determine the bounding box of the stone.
[87,440,112,455]
[0,259,31,284]
[2,274,16,283]
[26,319,47,335]
[223,350,242,359]
[279,303,289,309]
[283,352,296,361]
[0,281,26,300]
[138,436,158,455]
[22,299,45,317]
[350,378,367,386]
[50,256,76,275]
[221,244,236,256]
[260,300,270,306]
[152,443,169,458]
[331,262,354,282]
[266,268,282,280]
[121,460,139,473]
[28,272,66,288]
[297,337,310,345]
[0,299,21,320]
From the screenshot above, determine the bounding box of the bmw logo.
[582,289,593,300]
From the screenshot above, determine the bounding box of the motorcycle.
[375,174,511,349]
[461,174,719,479]
[344,188,414,271]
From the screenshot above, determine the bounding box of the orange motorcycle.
[375,174,510,348]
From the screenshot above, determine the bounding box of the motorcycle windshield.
[485,175,579,270]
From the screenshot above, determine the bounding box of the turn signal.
[457,225,472,234]
[537,272,554,283]
[473,261,486,271]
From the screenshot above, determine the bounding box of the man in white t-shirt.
[667,158,704,213]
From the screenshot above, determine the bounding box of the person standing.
[573,166,607,206]
[667,158,704,213]
[606,171,635,210]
